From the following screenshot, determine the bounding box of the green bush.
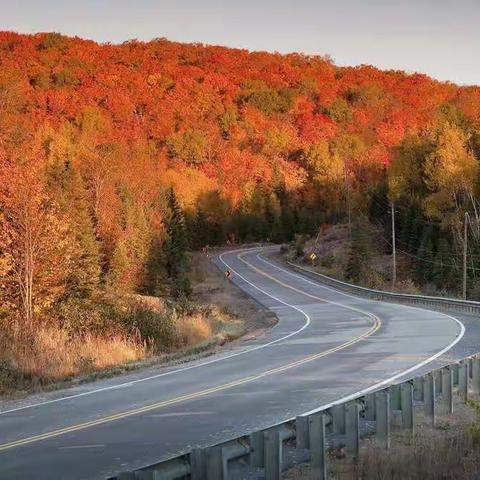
[125,304,178,352]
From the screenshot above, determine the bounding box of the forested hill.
[1,31,480,310]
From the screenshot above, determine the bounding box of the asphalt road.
[0,246,479,480]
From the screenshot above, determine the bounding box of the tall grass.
[354,410,480,479]
[1,321,146,385]
[0,294,223,392]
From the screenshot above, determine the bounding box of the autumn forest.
[1,32,480,389]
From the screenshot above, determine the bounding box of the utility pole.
[391,202,396,288]
[463,212,469,300]
[344,160,352,238]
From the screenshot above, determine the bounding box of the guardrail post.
[400,382,414,434]
[452,363,459,386]
[434,370,442,395]
[264,430,282,480]
[206,445,226,480]
[472,357,480,394]
[390,384,401,410]
[413,377,423,401]
[375,390,390,449]
[365,393,376,421]
[345,402,360,458]
[424,372,436,425]
[296,415,310,450]
[331,404,345,435]
[459,360,469,402]
[117,473,135,480]
[191,448,207,480]
[309,413,327,480]
[136,472,153,480]
[389,384,401,426]
[442,367,453,414]
[249,431,264,468]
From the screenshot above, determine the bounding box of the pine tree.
[345,221,372,284]
[46,160,102,298]
[164,188,191,298]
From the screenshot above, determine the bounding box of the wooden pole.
[391,202,396,288]
[463,212,469,300]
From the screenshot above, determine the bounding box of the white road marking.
[59,444,105,450]
[254,251,466,415]
[0,248,311,416]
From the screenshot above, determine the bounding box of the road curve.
[0,246,478,480]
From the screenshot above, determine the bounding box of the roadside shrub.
[126,305,178,351]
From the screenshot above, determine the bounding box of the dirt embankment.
[189,251,277,341]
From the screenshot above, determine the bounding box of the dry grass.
[0,252,275,394]
[283,397,480,480]
[354,420,480,480]
[176,312,213,346]
[1,321,146,386]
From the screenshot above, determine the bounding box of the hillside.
[1,32,480,386]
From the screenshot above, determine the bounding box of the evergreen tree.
[47,160,102,298]
[345,221,372,284]
[164,188,191,298]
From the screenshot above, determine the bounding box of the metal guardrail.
[111,262,480,480]
[287,260,480,315]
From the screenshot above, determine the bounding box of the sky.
[1,0,479,86]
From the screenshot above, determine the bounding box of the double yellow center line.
[0,251,380,452]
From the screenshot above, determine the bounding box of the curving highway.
[0,246,479,479]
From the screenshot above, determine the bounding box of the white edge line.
[0,248,310,416]
[254,249,466,416]
[0,247,466,417]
